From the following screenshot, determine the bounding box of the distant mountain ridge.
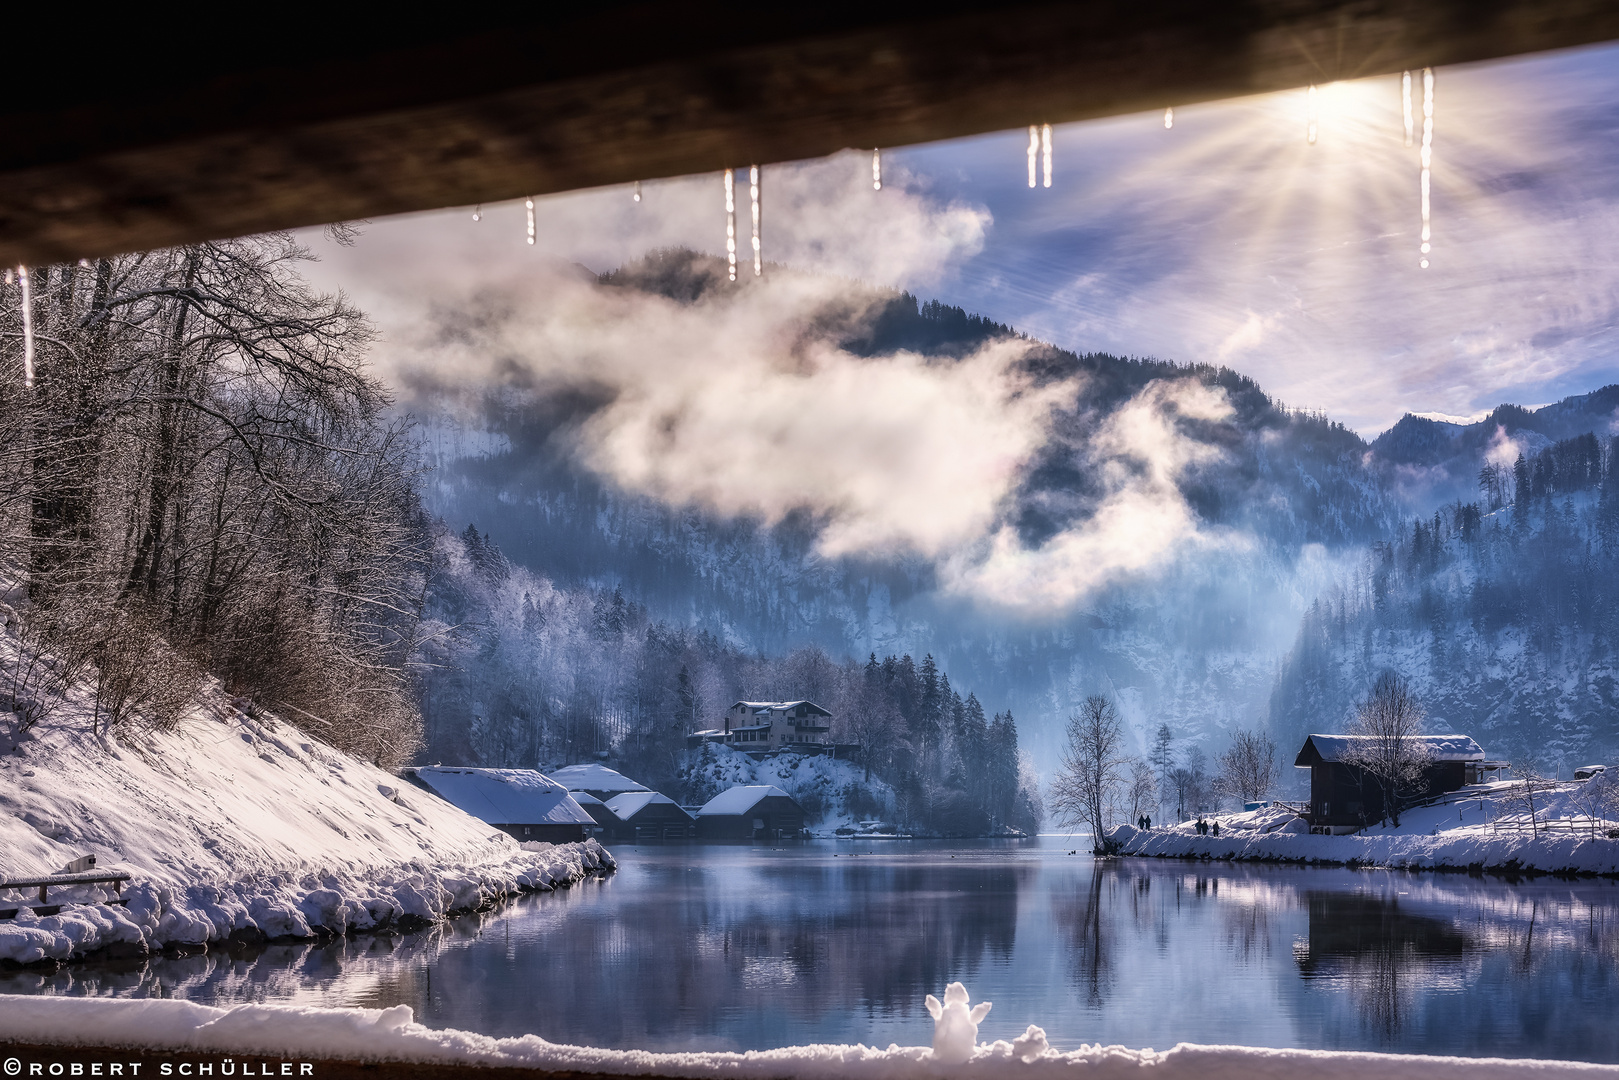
[406,248,1619,774]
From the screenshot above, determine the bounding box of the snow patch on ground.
[0,632,613,966]
[1112,788,1619,875]
[3,996,1618,1078]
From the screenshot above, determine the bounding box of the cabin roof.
[696,785,795,816]
[408,767,596,826]
[605,791,689,819]
[1294,734,1485,767]
[548,763,651,794]
[730,700,832,717]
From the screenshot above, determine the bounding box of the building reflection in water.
[1293,891,1472,1039]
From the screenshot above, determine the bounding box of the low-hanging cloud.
[307,151,1240,615]
[944,379,1241,614]
[386,263,1237,614]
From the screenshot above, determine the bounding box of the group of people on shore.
[1135,815,1153,830]
[1194,817,1220,836]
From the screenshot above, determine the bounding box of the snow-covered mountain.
[403,249,1619,773]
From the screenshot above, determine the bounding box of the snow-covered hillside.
[1110,785,1619,875]
[0,628,612,967]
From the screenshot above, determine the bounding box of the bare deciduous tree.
[1340,671,1430,827]
[1126,759,1157,824]
[1217,729,1278,806]
[1050,694,1129,853]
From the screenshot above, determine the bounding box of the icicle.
[1026,126,1039,188]
[750,165,762,277]
[872,149,882,191]
[633,181,642,203]
[77,258,90,269]
[1401,71,1414,147]
[525,198,536,245]
[1164,107,1174,129]
[3,269,10,285]
[17,265,34,390]
[1307,85,1318,145]
[1041,123,1052,188]
[1420,67,1433,268]
[724,168,737,282]
[472,204,482,222]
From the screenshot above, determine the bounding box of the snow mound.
[0,632,614,966]
[3,996,1618,1079]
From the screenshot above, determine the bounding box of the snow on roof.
[547,764,651,794]
[696,785,794,816]
[731,700,832,716]
[1299,734,1485,764]
[409,768,596,826]
[605,791,689,819]
[569,791,606,806]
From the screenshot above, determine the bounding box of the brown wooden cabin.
[604,791,696,840]
[1293,734,1485,833]
[694,785,806,840]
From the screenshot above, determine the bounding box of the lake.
[3,838,1618,1062]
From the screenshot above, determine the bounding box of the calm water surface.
[4,838,1618,1061]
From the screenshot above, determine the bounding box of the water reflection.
[3,842,1617,1063]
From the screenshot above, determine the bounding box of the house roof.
[696,785,796,816]
[606,791,693,820]
[1295,734,1485,767]
[548,764,651,794]
[731,700,832,717]
[408,768,596,826]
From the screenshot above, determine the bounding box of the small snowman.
[925,982,992,1063]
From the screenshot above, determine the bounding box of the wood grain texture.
[3,1,1618,265]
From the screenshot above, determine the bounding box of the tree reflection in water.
[3,845,1618,1062]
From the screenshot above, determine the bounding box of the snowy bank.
[1110,794,1619,876]
[1,634,613,967]
[3,996,1618,1079]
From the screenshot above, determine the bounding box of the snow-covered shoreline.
[1,631,614,968]
[3,997,1618,1080]
[1108,798,1619,876]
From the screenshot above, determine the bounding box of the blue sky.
[306,42,1619,440]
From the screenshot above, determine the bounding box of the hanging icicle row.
[724,168,737,282]
[1041,124,1052,188]
[1026,126,1039,188]
[750,166,762,277]
[525,198,536,245]
[1402,71,1414,147]
[872,149,882,191]
[16,265,34,390]
[1420,67,1434,269]
[1307,85,1319,144]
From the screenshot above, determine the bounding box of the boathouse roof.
[1294,734,1485,767]
[697,785,795,816]
[407,767,596,826]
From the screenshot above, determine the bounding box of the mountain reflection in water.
[2,840,1616,1062]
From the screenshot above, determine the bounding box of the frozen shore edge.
[3,997,1618,1080]
[1106,823,1619,877]
[0,839,615,969]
